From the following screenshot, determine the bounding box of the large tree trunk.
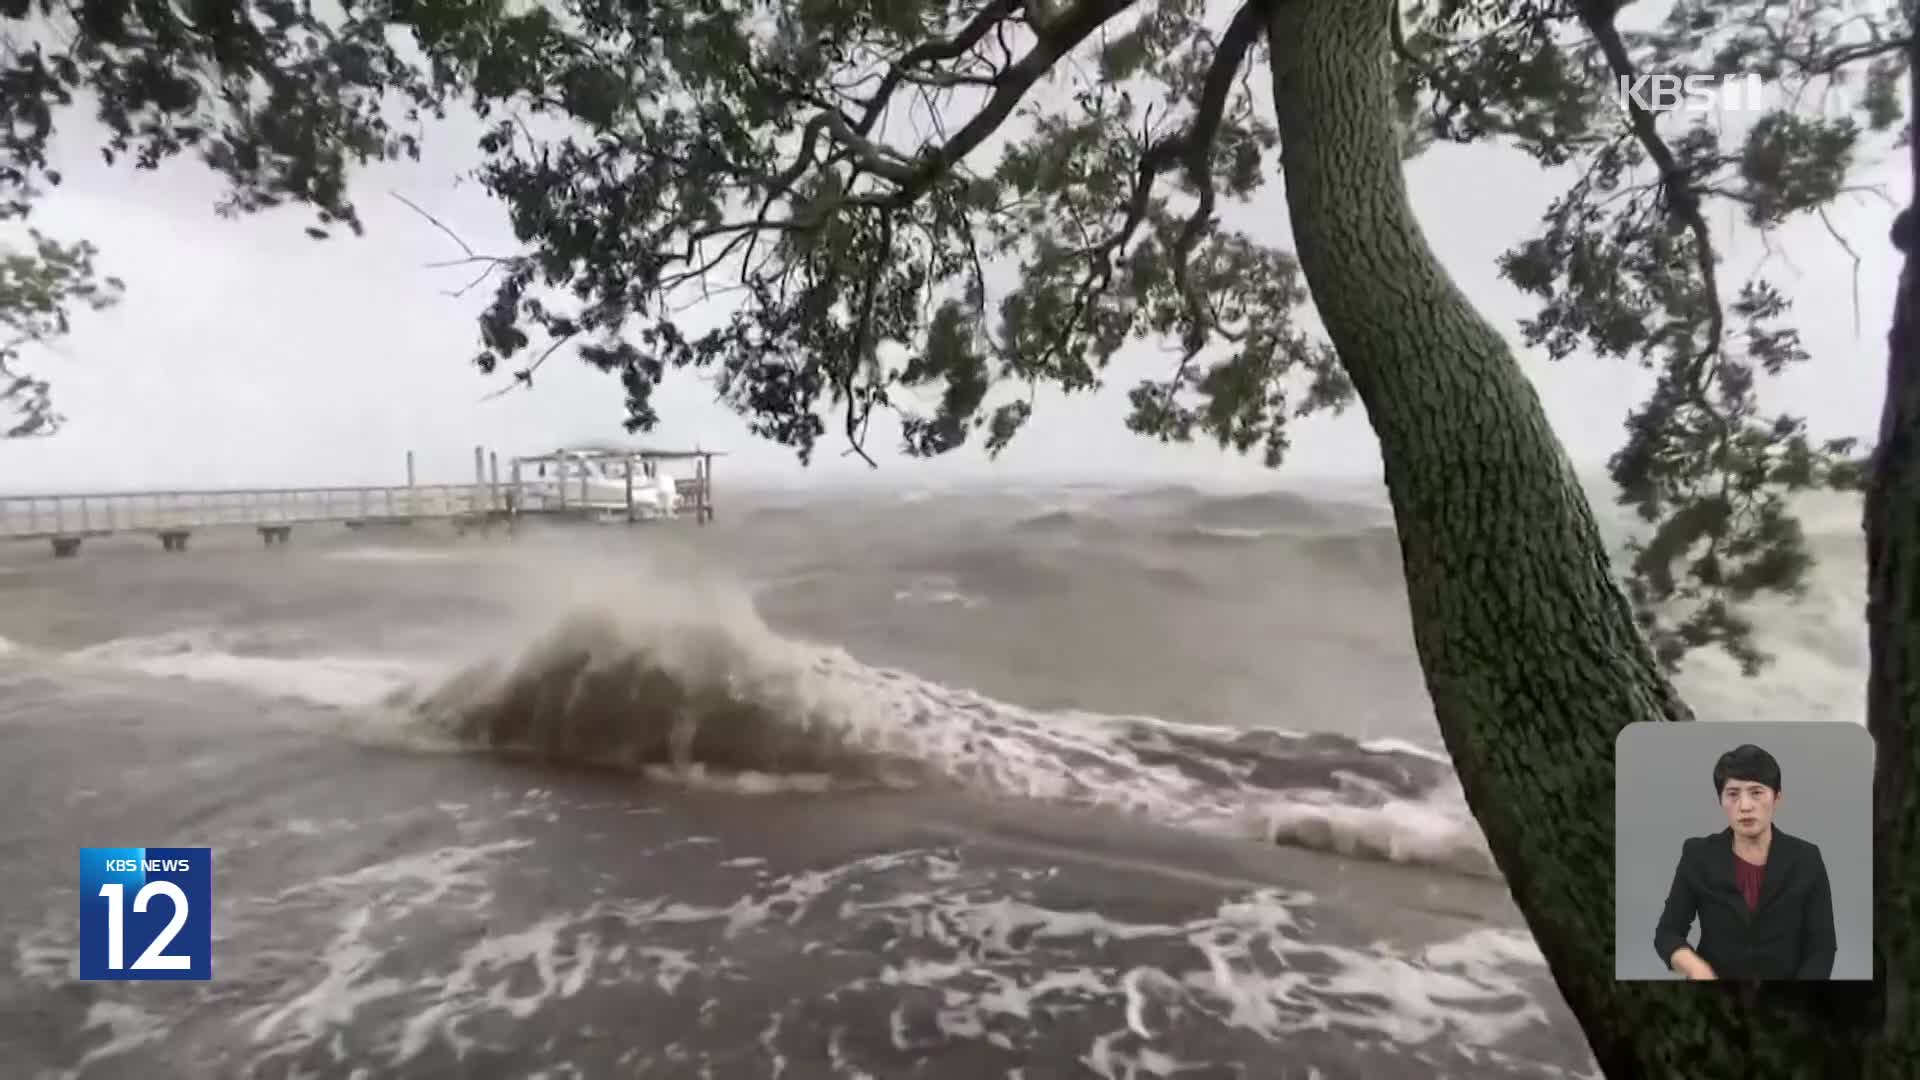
[1260,0,1890,1073]
[1860,34,1920,1077]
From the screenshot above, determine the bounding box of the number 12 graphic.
[78,847,212,981]
[95,880,194,971]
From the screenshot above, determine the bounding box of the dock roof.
[520,441,724,461]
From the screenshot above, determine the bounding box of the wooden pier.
[0,445,719,557]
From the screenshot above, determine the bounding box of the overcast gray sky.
[1,68,1903,494]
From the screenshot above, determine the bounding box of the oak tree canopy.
[0,0,1890,669]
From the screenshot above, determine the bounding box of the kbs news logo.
[78,847,212,981]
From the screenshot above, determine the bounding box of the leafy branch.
[1398,0,1895,670]
[0,230,120,437]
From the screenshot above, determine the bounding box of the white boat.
[521,447,682,519]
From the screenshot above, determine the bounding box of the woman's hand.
[1670,948,1717,981]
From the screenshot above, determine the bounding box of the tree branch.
[1092,0,1264,394]
[852,0,1021,136]
[816,0,1141,211]
[1576,3,1726,391]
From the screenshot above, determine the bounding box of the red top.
[1734,854,1766,912]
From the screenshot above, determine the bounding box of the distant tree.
[3,0,1915,1073]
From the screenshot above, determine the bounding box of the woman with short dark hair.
[1653,744,1836,980]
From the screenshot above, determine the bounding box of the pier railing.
[0,445,719,554]
[0,484,493,540]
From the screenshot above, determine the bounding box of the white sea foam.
[67,628,432,710]
[34,838,1556,1076]
[8,825,1572,1077]
[1187,525,1291,540]
[1258,786,1492,878]
[892,574,987,608]
[322,546,461,564]
[72,1002,172,1073]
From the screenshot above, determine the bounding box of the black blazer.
[1653,826,1836,980]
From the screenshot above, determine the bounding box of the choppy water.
[0,480,1869,1078]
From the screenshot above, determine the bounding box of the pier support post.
[258,525,291,546]
[472,445,486,516]
[50,536,81,558]
[699,453,715,524]
[158,530,190,552]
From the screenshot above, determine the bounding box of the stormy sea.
[0,479,1867,1079]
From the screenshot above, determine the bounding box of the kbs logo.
[78,847,211,980]
[1612,73,1772,116]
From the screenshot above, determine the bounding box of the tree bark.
[1260,0,1890,1073]
[1859,32,1920,1078]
